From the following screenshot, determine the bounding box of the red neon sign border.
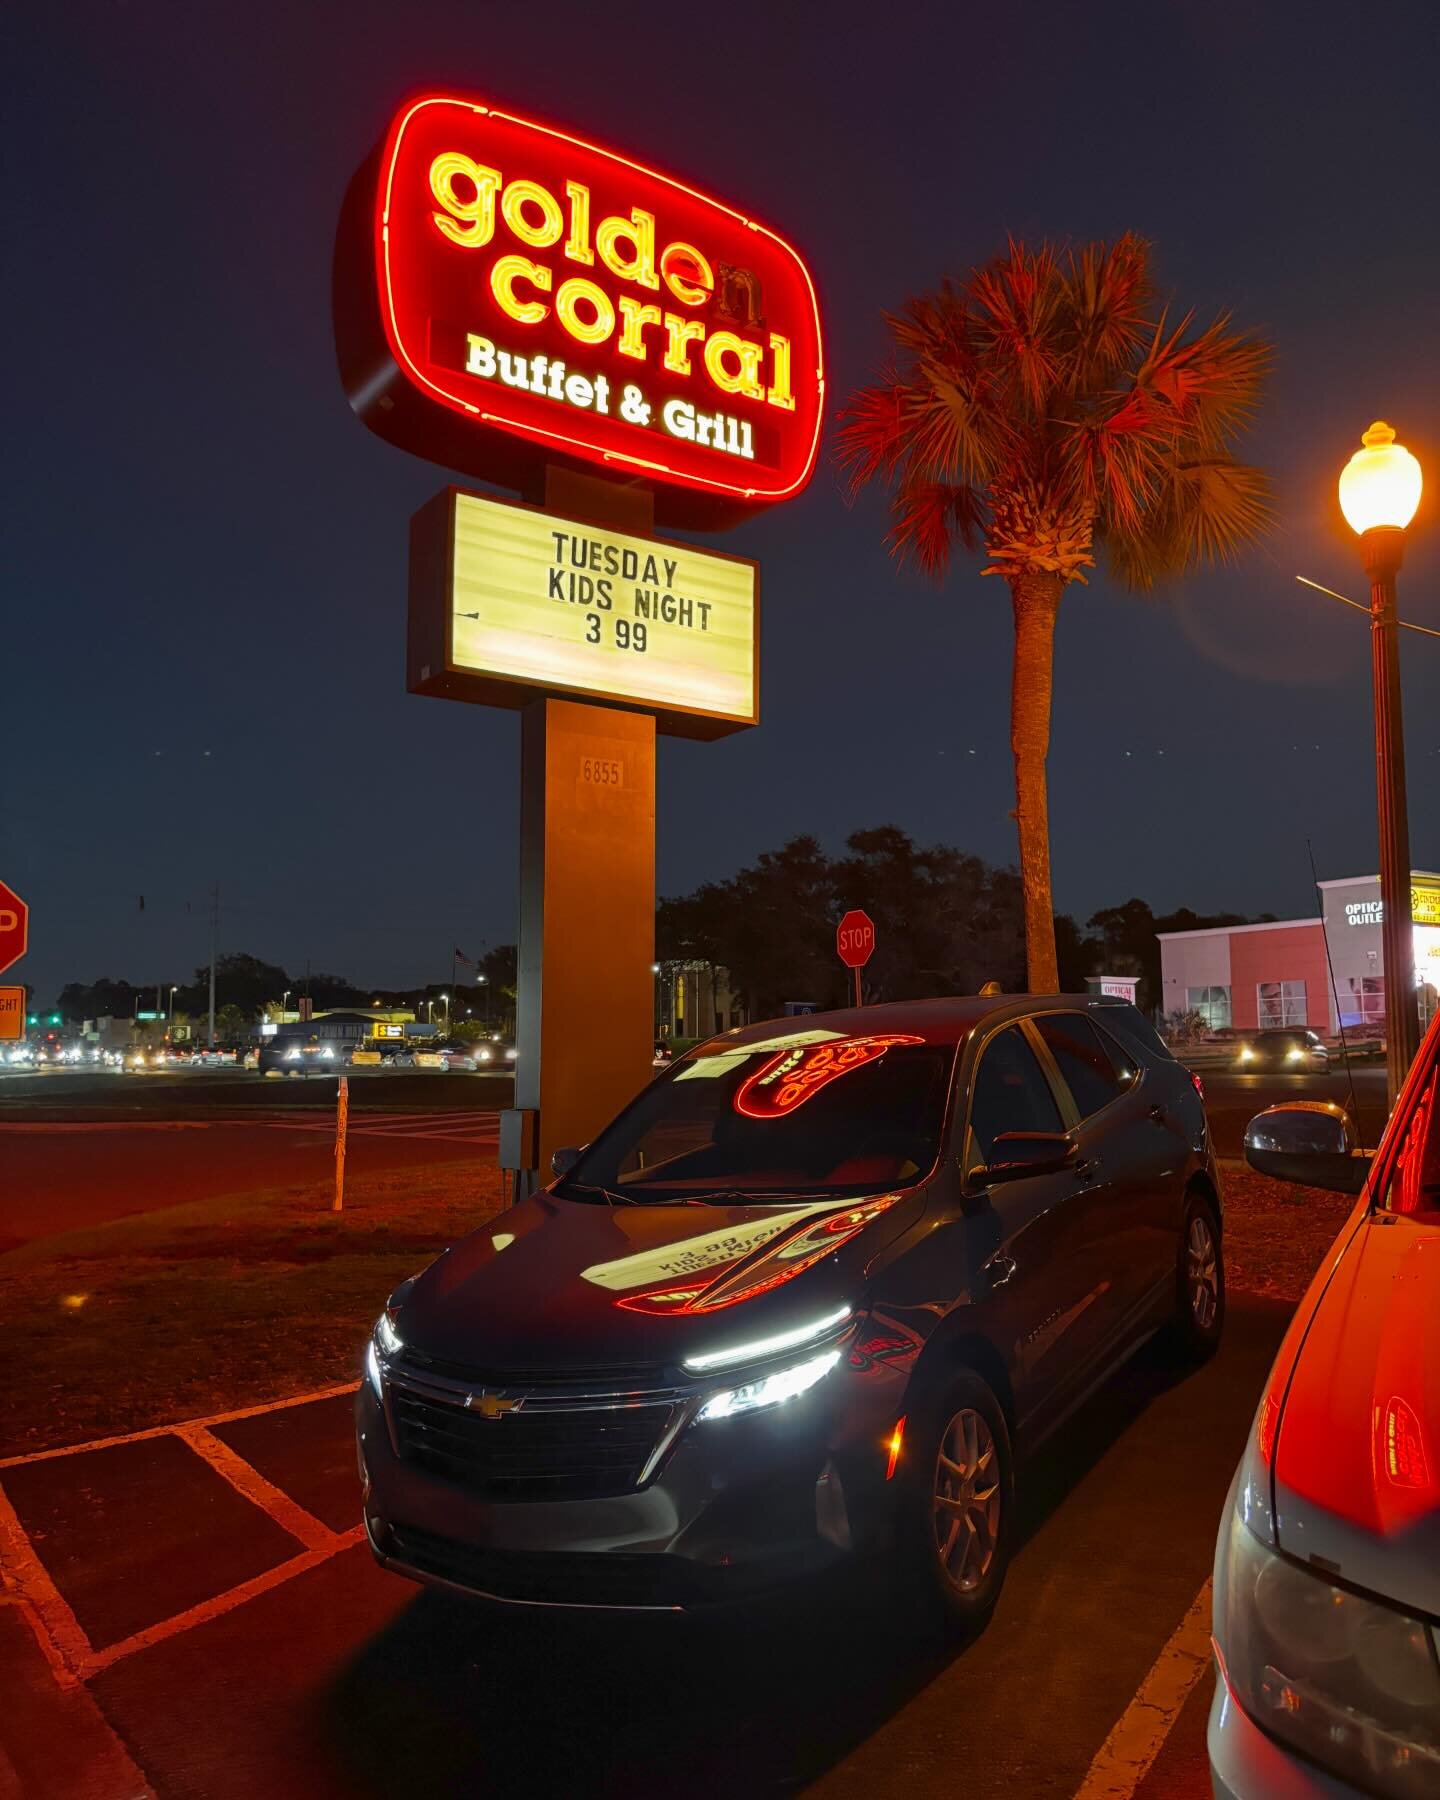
[375,95,826,503]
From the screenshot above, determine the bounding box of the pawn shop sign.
[0,880,28,977]
[836,910,875,969]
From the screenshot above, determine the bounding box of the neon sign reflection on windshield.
[733,1034,923,1119]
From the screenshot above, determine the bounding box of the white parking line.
[83,1527,366,1678]
[0,1386,370,1689]
[1071,1578,1214,1799]
[0,1484,93,1687]
[174,1425,340,1554]
[0,1383,355,1470]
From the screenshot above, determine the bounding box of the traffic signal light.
[26,1014,37,1025]
[48,1014,60,1024]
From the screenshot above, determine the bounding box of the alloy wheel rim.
[1187,1215,1218,1328]
[932,1407,1000,1593]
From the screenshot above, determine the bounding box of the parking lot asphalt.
[0,1298,1289,1800]
[1198,1065,1388,1157]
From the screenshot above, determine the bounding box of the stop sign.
[0,880,28,976]
[836,909,876,969]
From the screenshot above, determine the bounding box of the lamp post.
[1339,420,1424,1102]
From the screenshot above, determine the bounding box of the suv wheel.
[1168,1192,1225,1362]
[897,1370,1014,1638]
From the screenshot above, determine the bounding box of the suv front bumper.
[356,1348,906,1610]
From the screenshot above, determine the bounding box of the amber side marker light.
[885,1417,906,1481]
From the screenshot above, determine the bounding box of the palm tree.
[838,235,1271,991]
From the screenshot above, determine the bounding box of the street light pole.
[1340,421,1424,1103]
[1363,525,1419,1100]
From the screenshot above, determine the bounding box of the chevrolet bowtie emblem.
[466,1392,518,1419]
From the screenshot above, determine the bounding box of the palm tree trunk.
[1008,572,1062,993]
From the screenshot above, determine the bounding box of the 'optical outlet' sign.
[409,491,757,738]
[336,96,824,519]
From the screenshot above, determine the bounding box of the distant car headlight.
[285,1048,300,1061]
[1215,1505,1440,1795]
[696,1348,841,1422]
[476,1047,492,1061]
[1287,1047,1304,1062]
[505,1047,517,1062]
[1238,1046,1256,1063]
[320,1046,334,1059]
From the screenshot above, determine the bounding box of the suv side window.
[967,1025,1064,1161]
[1035,1013,1129,1119]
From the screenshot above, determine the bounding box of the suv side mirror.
[982,1131,1075,1185]
[1243,1102,1369,1195]
[551,1145,582,1177]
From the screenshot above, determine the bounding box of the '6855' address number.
[580,756,623,787]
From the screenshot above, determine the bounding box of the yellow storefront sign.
[1411,885,1440,926]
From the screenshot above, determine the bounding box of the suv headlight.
[365,1309,403,1399]
[1215,1504,1440,1795]
[696,1347,840,1422]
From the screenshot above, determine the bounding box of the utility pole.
[208,883,218,1047]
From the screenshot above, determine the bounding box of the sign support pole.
[506,468,659,1198]
[853,968,862,1009]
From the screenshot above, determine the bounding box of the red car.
[1211,1026,1440,1796]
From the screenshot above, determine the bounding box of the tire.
[895,1369,1014,1640]
[1167,1191,1225,1363]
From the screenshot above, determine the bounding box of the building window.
[1186,986,1231,1029]
[1258,980,1307,1028]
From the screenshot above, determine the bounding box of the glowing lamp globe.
[1339,421,1423,535]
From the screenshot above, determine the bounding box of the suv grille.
[391,1387,676,1502]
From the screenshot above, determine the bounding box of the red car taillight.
[1192,1071,1205,1100]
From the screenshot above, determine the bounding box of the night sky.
[6,0,1438,1009]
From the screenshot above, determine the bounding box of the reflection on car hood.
[1274,1208,1440,1616]
[395,1188,915,1376]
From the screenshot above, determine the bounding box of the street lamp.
[440,992,450,1032]
[1339,420,1424,1101]
[282,989,291,1019]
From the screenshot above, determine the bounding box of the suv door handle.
[982,1252,1017,1288]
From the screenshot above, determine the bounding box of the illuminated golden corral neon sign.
[336,95,824,519]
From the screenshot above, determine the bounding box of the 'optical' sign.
[336,96,823,519]
[408,490,757,739]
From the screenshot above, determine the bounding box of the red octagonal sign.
[0,880,29,977]
[836,909,875,970]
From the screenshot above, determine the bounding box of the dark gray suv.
[357,994,1222,1634]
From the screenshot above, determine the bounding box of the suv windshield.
[562,1031,956,1203]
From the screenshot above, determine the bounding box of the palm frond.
[887,480,988,578]
[1100,456,1272,589]
[966,239,1066,416]
[1169,457,1273,562]
[1127,310,1270,450]
[1062,233,1155,393]
[835,379,910,495]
